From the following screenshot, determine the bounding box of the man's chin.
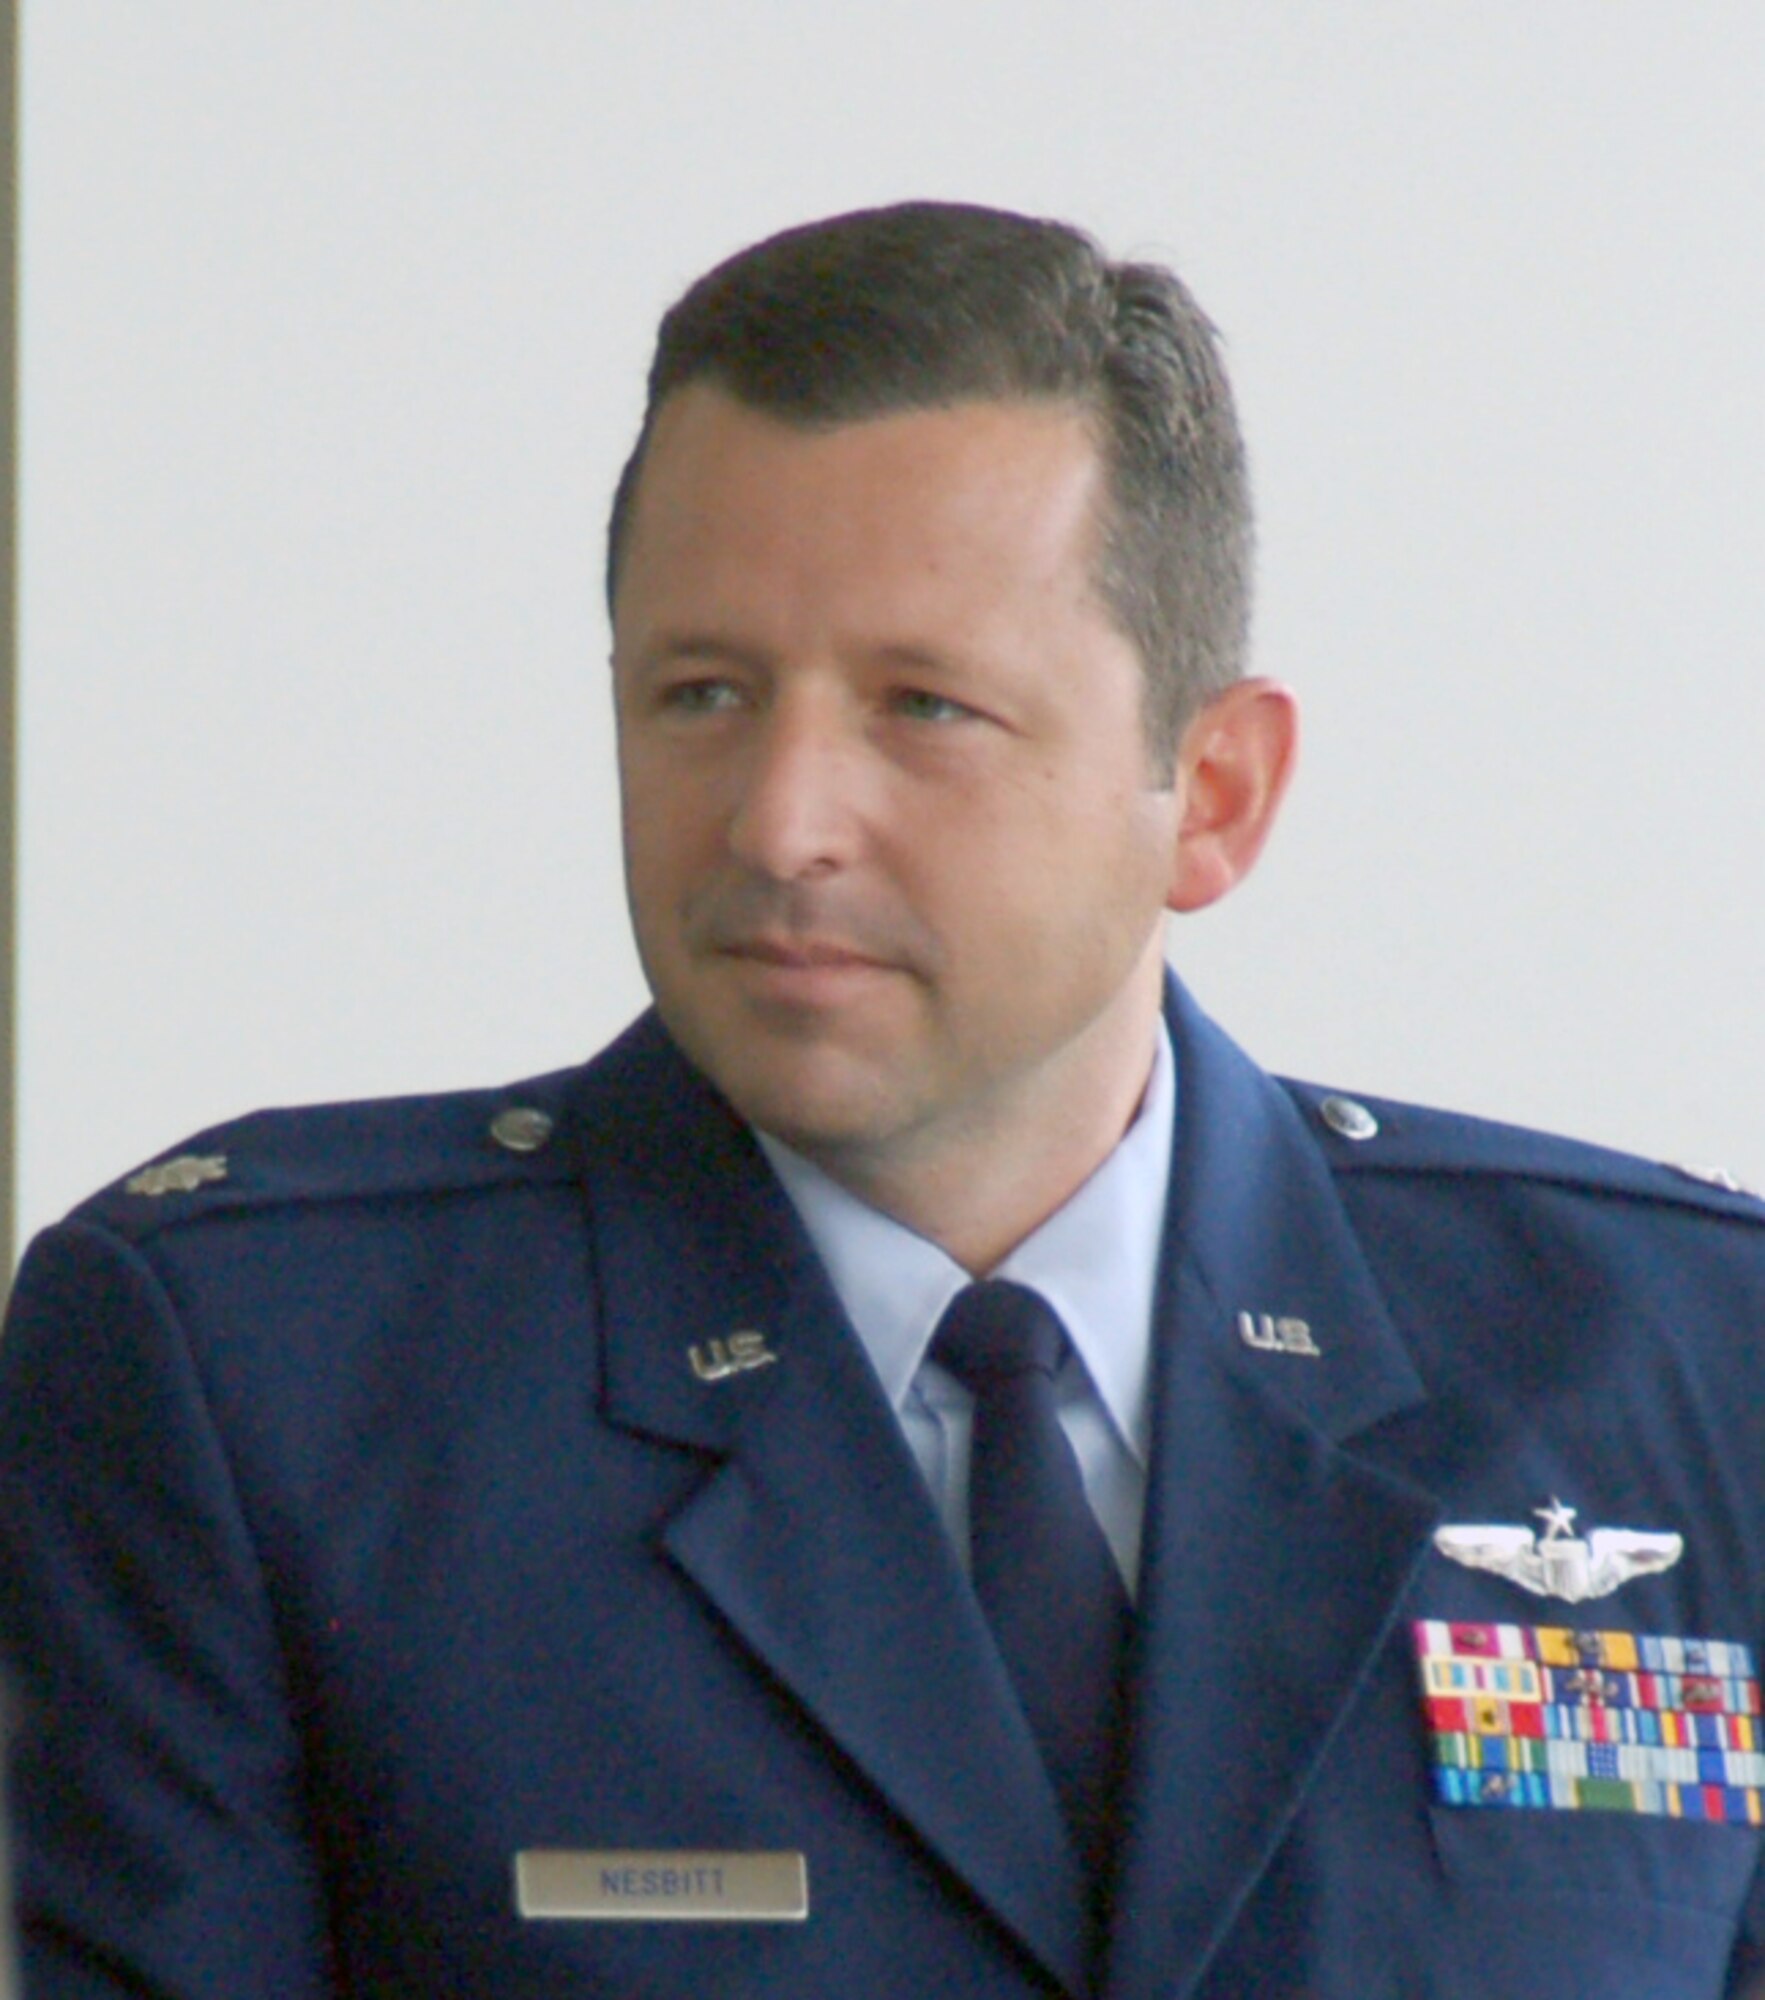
[730,1084,902,1165]
[684,1040,914,1166]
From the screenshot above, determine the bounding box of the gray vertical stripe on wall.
[1,1,16,1291]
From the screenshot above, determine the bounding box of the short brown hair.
[606,201,1252,763]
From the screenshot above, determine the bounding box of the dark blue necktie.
[931,1280,1130,1876]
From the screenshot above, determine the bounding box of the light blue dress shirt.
[758,1025,1175,1597]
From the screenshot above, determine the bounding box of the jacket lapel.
[1106,988,1443,2000]
[570,1018,1093,1997]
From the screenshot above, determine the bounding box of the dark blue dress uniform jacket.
[5,978,1765,1998]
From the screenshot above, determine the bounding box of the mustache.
[682,878,937,975]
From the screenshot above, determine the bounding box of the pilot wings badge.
[1433,1498,1683,1605]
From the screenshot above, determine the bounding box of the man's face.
[611,385,1185,1195]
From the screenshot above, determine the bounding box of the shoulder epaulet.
[73,1064,586,1243]
[1279,1077,1765,1222]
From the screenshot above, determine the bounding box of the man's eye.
[889,688,973,724]
[661,678,746,714]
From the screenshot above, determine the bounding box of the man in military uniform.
[4,202,1765,1997]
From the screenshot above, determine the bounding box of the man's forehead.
[616,388,1113,597]
[627,386,1110,539]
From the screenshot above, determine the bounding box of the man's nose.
[725,700,863,881]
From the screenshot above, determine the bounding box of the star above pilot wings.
[1433,1499,1683,1605]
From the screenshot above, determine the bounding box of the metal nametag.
[515,1849,808,1923]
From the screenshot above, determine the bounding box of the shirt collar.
[757,1022,1175,1465]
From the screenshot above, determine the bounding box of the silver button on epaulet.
[489,1107,555,1154]
[1318,1095,1380,1142]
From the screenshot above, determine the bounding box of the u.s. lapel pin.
[1237,1309,1321,1358]
[1434,1496,1683,1604]
[688,1329,780,1384]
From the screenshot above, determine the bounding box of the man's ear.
[1165,678,1299,914]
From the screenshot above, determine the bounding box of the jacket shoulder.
[68,1063,588,1245]
[1278,1076,1765,1224]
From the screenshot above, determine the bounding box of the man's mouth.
[721,936,889,972]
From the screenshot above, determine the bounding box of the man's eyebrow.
[623,633,983,682]
[629,631,772,672]
[867,642,983,679]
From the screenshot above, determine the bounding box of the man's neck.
[782,1030,1163,1275]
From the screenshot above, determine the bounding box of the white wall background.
[17,2,1765,1247]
